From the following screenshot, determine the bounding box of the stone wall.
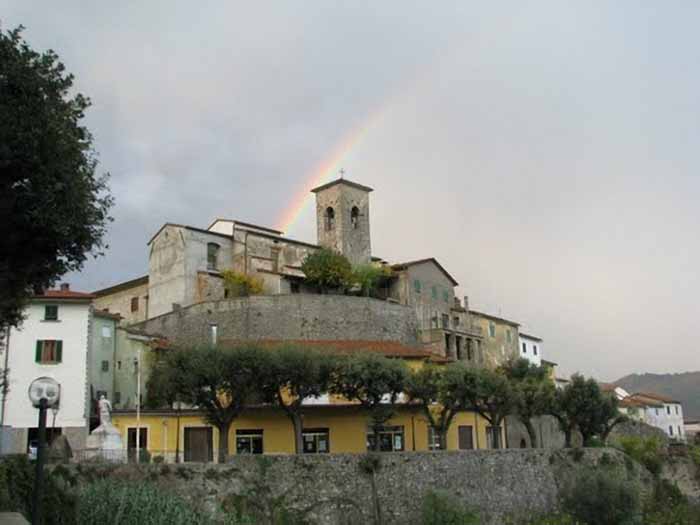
[130,294,420,347]
[53,448,652,524]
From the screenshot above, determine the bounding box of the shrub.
[642,479,700,525]
[351,263,392,297]
[562,470,642,525]
[420,490,479,525]
[301,248,353,292]
[0,455,75,524]
[76,480,210,525]
[222,270,265,297]
[615,436,663,475]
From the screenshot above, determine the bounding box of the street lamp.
[28,377,60,525]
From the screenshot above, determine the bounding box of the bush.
[562,470,642,525]
[76,480,210,525]
[222,270,264,297]
[420,490,479,525]
[615,436,664,475]
[642,479,700,525]
[0,455,75,524]
[301,248,353,292]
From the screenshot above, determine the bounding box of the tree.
[352,263,392,297]
[151,345,264,462]
[259,346,337,454]
[553,374,626,447]
[145,354,186,462]
[405,363,469,450]
[330,353,408,451]
[0,27,113,328]
[221,270,264,297]
[461,368,518,449]
[500,358,556,448]
[301,248,353,293]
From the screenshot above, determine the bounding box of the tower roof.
[310,178,373,194]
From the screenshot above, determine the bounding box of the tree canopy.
[0,27,113,327]
[301,248,353,292]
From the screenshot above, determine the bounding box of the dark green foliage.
[352,263,393,297]
[358,453,383,475]
[460,368,518,449]
[0,26,113,328]
[562,470,642,525]
[500,358,556,448]
[615,436,664,475]
[330,353,408,451]
[301,248,353,292]
[419,490,479,525]
[553,374,625,447]
[0,455,75,524]
[641,479,700,525]
[148,345,267,462]
[76,479,210,524]
[258,346,337,454]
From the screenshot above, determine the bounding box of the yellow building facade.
[112,406,504,462]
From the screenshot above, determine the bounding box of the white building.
[518,332,542,366]
[0,285,94,454]
[623,392,686,441]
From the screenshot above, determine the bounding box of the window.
[455,336,463,360]
[117,361,122,370]
[350,206,360,229]
[209,324,218,346]
[207,243,220,271]
[488,322,496,338]
[676,406,679,415]
[114,392,121,404]
[678,425,682,437]
[290,281,301,294]
[466,340,473,361]
[101,326,111,338]
[486,426,502,449]
[453,316,460,328]
[655,408,659,416]
[506,329,512,343]
[101,360,109,372]
[367,426,404,452]
[414,280,422,294]
[533,345,538,356]
[96,390,107,400]
[666,406,671,415]
[441,314,449,329]
[130,297,139,312]
[324,207,335,231]
[458,425,474,450]
[522,342,527,354]
[432,286,437,300]
[44,305,58,321]
[669,426,673,436]
[35,340,62,364]
[236,429,263,454]
[428,427,441,451]
[443,290,449,303]
[302,428,330,453]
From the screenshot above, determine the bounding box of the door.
[184,427,213,462]
[458,425,474,450]
[127,428,148,462]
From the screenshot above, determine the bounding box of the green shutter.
[56,341,63,363]
[35,341,42,363]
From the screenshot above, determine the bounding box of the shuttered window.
[35,340,62,364]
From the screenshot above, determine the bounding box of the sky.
[3,1,699,381]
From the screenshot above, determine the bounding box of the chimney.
[463,295,469,312]
[60,283,70,292]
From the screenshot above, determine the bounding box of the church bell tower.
[311,177,373,265]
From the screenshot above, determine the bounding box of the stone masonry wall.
[130,294,420,347]
[53,449,653,524]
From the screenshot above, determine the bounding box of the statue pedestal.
[85,423,125,462]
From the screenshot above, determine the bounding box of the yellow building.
[112,342,506,462]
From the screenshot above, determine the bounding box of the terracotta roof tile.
[34,289,95,300]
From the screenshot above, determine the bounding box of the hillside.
[615,371,700,419]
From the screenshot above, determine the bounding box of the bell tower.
[311,177,373,265]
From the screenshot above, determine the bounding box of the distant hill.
[614,372,700,419]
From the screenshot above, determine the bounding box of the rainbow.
[275,108,387,234]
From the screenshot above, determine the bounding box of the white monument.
[85,395,125,461]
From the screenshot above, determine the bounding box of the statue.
[86,394,124,461]
[98,394,112,426]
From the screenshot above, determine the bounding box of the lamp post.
[28,377,60,525]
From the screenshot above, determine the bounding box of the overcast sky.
[4,2,699,380]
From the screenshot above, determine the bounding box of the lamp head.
[28,377,60,408]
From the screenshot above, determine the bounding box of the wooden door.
[458,425,474,450]
[184,427,213,462]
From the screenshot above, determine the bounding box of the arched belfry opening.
[324,207,335,231]
[351,206,360,229]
